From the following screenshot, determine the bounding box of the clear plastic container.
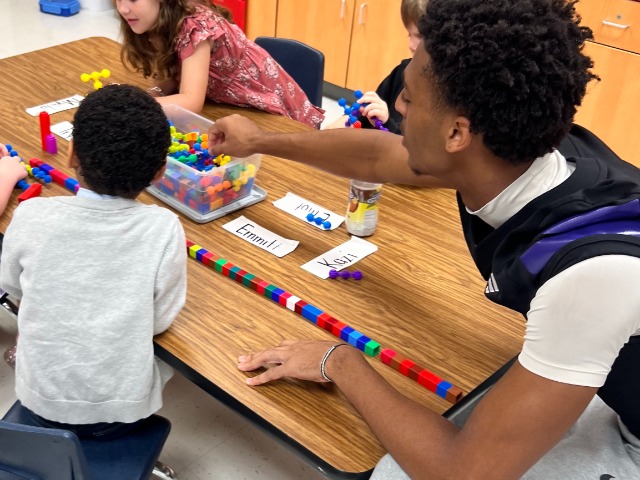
[345,180,382,237]
[147,104,263,223]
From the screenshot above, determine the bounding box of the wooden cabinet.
[346,0,409,90]
[575,42,640,167]
[577,0,640,53]
[274,0,409,91]
[275,0,355,87]
[245,0,278,40]
[574,0,640,167]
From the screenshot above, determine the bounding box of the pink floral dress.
[175,7,324,128]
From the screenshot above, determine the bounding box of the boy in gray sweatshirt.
[0,84,187,439]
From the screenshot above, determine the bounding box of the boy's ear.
[445,116,473,153]
[67,140,79,169]
[152,161,167,182]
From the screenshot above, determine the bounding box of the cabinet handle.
[358,3,367,25]
[601,20,630,29]
[340,0,345,19]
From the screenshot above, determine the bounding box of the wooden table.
[0,37,524,478]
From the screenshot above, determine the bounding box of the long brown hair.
[118,0,232,81]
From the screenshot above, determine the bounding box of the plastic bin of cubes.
[147,104,264,223]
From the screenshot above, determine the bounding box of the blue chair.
[0,401,175,480]
[0,421,87,479]
[254,36,325,108]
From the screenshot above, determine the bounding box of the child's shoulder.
[8,196,63,227]
[142,203,179,218]
[177,5,229,47]
[137,205,185,242]
[140,203,183,227]
[14,195,58,212]
[182,4,228,29]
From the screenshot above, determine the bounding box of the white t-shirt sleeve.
[519,255,640,387]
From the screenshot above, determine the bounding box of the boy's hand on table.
[238,339,352,386]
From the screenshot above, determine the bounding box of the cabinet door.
[576,0,640,54]
[276,0,355,87]
[346,0,409,91]
[575,42,640,167]
[246,0,278,40]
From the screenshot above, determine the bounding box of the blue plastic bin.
[39,0,80,17]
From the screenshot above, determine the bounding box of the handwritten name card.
[26,95,84,116]
[273,192,344,230]
[301,236,377,279]
[50,121,74,142]
[223,216,299,257]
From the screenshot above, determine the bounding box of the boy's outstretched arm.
[238,340,597,480]
[208,114,446,187]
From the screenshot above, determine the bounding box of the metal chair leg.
[152,461,177,479]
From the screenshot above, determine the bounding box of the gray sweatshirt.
[0,191,187,424]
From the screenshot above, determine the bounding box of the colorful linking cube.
[186,240,463,403]
[3,144,44,202]
[380,348,462,403]
[18,183,42,203]
[28,158,80,194]
[153,125,259,215]
[13,156,77,201]
[186,240,381,357]
[80,69,111,91]
[338,90,389,132]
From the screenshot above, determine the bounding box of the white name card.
[301,236,377,279]
[26,95,84,116]
[273,192,344,230]
[223,216,299,257]
[50,121,74,142]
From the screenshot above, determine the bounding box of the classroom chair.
[255,36,325,109]
[0,400,176,480]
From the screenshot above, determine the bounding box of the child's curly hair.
[73,84,171,198]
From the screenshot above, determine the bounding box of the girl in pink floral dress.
[116,0,324,128]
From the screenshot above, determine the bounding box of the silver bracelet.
[320,344,347,382]
[146,86,165,97]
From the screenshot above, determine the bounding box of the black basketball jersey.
[458,125,640,436]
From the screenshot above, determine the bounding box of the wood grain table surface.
[0,37,524,478]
